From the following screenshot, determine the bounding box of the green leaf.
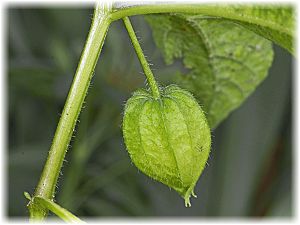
[180,5,294,54]
[145,14,274,128]
[136,4,294,54]
[24,192,32,201]
[218,5,294,54]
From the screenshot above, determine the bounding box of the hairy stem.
[110,3,291,36]
[34,197,85,223]
[28,2,112,220]
[123,16,160,99]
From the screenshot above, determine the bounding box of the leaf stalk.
[123,16,160,99]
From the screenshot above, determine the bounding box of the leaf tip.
[24,191,32,201]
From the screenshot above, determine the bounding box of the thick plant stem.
[34,197,85,223]
[123,17,160,99]
[28,2,112,221]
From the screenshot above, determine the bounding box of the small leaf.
[24,192,32,201]
[146,14,274,128]
[122,85,211,206]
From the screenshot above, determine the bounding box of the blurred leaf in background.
[8,7,292,218]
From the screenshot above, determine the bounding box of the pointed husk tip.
[184,188,198,207]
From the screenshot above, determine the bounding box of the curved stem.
[110,3,292,36]
[123,17,160,99]
[111,3,213,20]
[28,2,112,220]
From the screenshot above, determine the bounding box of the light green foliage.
[122,85,211,206]
[146,14,274,128]
[113,4,294,53]
[222,5,294,54]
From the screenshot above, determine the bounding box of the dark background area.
[8,7,293,218]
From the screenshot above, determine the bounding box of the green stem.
[110,3,291,36]
[123,16,160,99]
[111,3,212,20]
[28,2,112,220]
[34,197,85,223]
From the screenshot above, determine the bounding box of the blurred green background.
[8,7,292,218]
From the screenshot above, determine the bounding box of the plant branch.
[28,2,112,220]
[34,197,85,223]
[110,3,292,37]
[123,16,160,99]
